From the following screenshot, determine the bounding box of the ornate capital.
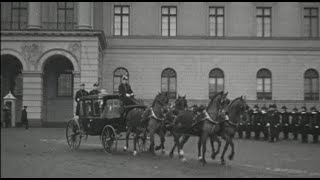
[67,42,81,59]
[20,42,44,66]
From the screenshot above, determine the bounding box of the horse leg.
[159,130,166,154]
[221,136,229,165]
[209,135,215,160]
[133,130,139,156]
[228,137,235,160]
[198,136,202,161]
[124,127,131,151]
[149,131,156,156]
[212,135,221,160]
[201,132,208,166]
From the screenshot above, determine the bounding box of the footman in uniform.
[309,106,319,143]
[75,83,89,116]
[280,106,290,140]
[299,106,309,143]
[290,107,300,140]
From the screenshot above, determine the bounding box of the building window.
[161,6,177,37]
[57,2,75,30]
[209,68,224,99]
[209,7,224,37]
[257,68,272,100]
[1,2,28,30]
[113,67,129,95]
[161,68,177,99]
[303,8,319,37]
[304,69,319,100]
[256,7,271,37]
[114,5,129,36]
[57,73,73,97]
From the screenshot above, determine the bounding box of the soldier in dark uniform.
[118,75,139,106]
[299,106,309,143]
[75,83,89,116]
[280,106,290,140]
[309,106,319,143]
[290,107,300,140]
[252,105,262,140]
[21,106,29,129]
[237,106,247,139]
[274,104,281,141]
[89,82,100,95]
[260,105,269,141]
[267,104,280,143]
[245,106,254,139]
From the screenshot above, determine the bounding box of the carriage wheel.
[101,126,118,153]
[138,133,150,152]
[66,120,81,151]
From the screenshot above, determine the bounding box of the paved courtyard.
[1,128,320,178]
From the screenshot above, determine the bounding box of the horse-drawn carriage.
[65,93,150,153]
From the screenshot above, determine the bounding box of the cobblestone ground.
[1,128,320,178]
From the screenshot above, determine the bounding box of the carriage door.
[43,55,74,126]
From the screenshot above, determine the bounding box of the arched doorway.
[42,55,74,126]
[1,55,23,126]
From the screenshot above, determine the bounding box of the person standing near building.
[252,105,262,140]
[3,105,10,128]
[309,106,319,143]
[267,104,280,143]
[290,107,300,140]
[75,83,89,116]
[21,106,29,129]
[280,106,290,140]
[89,82,100,95]
[261,105,269,141]
[299,106,309,143]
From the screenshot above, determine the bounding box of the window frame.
[304,69,319,101]
[161,6,177,37]
[113,67,129,95]
[9,2,28,30]
[57,2,75,30]
[256,7,272,37]
[209,68,225,99]
[56,72,74,97]
[161,68,177,99]
[303,7,319,37]
[113,5,130,36]
[209,6,225,37]
[256,68,272,100]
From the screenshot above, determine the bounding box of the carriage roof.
[79,93,120,101]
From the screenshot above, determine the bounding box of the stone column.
[27,2,41,29]
[77,2,92,30]
[73,71,81,116]
[22,71,43,127]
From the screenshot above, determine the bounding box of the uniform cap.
[268,104,273,108]
[122,75,128,80]
[254,104,259,109]
[93,82,99,87]
[310,106,317,111]
[262,105,268,110]
[281,106,287,110]
[293,107,298,111]
[301,106,307,110]
[273,104,277,109]
[80,83,85,86]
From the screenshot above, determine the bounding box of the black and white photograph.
[1,1,320,178]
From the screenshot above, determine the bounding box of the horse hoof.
[198,156,203,161]
[133,151,137,156]
[155,146,161,151]
[202,160,207,166]
[123,146,128,152]
[181,157,187,162]
[161,150,166,154]
[228,155,234,161]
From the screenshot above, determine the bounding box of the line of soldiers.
[238,104,320,143]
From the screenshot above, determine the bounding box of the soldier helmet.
[93,82,99,87]
[273,104,277,109]
[254,104,259,109]
[122,75,128,80]
[24,106,27,108]
[281,106,287,110]
[310,106,317,111]
[301,106,307,110]
[261,105,268,110]
[268,104,273,109]
[293,107,298,111]
[197,105,206,112]
[80,83,85,87]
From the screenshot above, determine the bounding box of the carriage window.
[84,100,93,116]
[304,69,319,100]
[101,99,124,119]
[209,68,224,99]
[79,101,84,116]
[257,68,272,100]
[161,68,177,99]
[92,99,103,117]
[113,67,129,95]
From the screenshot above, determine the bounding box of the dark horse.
[124,92,169,156]
[168,91,229,165]
[217,96,249,165]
